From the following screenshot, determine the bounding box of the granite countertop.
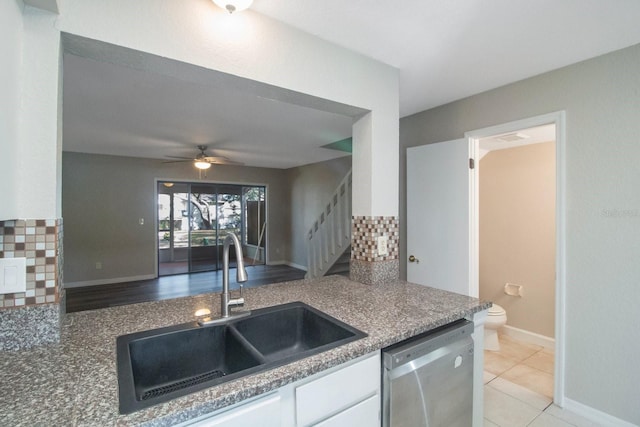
[0,275,490,426]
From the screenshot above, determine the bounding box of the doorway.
[477,124,557,402]
[467,111,566,406]
[405,111,566,405]
[157,181,266,276]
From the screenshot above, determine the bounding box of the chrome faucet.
[198,232,250,326]
[220,232,248,318]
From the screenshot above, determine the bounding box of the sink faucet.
[220,232,248,318]
[198,232,249,326]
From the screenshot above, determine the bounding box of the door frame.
[465,111,567,407]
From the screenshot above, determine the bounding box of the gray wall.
[480,142,555,338]
[400,43,640,424]
[62,152,291,284]
[287,156,352,267]
[62,152,350,283]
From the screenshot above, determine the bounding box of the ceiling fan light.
[212,0,253,14]
[194,161,212,170]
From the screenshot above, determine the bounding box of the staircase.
[324,246,351,277]
[305,170,352,279]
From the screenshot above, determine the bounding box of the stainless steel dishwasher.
[382,319,474,427]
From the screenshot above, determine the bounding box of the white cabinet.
[186,393,281,427]
[295,353,379,426]
[181,352,380,427]
[314,395,380,427]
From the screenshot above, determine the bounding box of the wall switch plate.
[377,235,389,256]
[0,257,27,294]
[96,261,102,270]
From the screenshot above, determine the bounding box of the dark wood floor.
[65,264,306,313]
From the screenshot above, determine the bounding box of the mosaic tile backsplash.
[351,216,399,262]
[0,219,63,309]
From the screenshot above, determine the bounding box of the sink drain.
[141,370,227,401]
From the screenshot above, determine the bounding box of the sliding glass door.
[243,186,266,266]
[157,183,190,275]
[157,182,266,276]
[189,185,219,273]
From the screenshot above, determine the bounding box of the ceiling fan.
[164,145,243,170]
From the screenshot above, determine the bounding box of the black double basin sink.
[116,302,366,414]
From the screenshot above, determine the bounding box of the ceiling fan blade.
[204,156,244,166]
[162,159,191,164]
[203,156,229,162]
[165,156,195,160]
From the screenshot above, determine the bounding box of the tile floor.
[483,334,601,427]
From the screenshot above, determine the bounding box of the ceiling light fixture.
[212,0,253,14]
[194,160,212,170]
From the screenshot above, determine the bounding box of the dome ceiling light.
[212,0,253,14]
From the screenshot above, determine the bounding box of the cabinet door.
[313,395,379,427]
[296,353,380,426]
[188,394,281,427]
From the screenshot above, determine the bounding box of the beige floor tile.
[484,386,541,427]
[484,419,500,427]
[544,405,602,427]
[501,364,554,399]
[542,347,555,356]
[498,334,543,362]
[484,350,521,376]
[523,350,555,375]
[528,412,577,427]
[488,377,552,411]
[484,370,497,384]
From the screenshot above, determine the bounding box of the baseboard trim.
[266,260,307,271]
[285,262,307,271]
[563,397,637,427]
[64,274,156,289]
[502,325,555,350]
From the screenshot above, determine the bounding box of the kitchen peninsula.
[0,275,489,426]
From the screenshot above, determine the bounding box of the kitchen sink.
[233,304,358,362]
[117,302,366,414]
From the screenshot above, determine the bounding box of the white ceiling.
[62,53,356,169]
[479,124,555,152]
[253,0,640,117]
[62,1,640,168]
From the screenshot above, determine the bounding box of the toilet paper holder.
[504,282,524,297]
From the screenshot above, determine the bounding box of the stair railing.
[305,170,352,279]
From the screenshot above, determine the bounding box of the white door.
[406,139,472,296]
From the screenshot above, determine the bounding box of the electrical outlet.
[0,258,26,294]
[96,261,102,270]
[377,235,389,256]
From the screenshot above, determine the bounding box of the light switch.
[0,257,27,294]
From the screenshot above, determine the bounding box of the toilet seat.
[488,304,506,316]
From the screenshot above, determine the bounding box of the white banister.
[306,170,352,279]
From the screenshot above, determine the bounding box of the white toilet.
[484,304,507,351]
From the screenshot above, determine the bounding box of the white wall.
[287,156,352,268]
[0,0,24,220]
[56,0,399,217]
[3,0,398,221]
[400,43,640,425]
[16,6,61,219]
